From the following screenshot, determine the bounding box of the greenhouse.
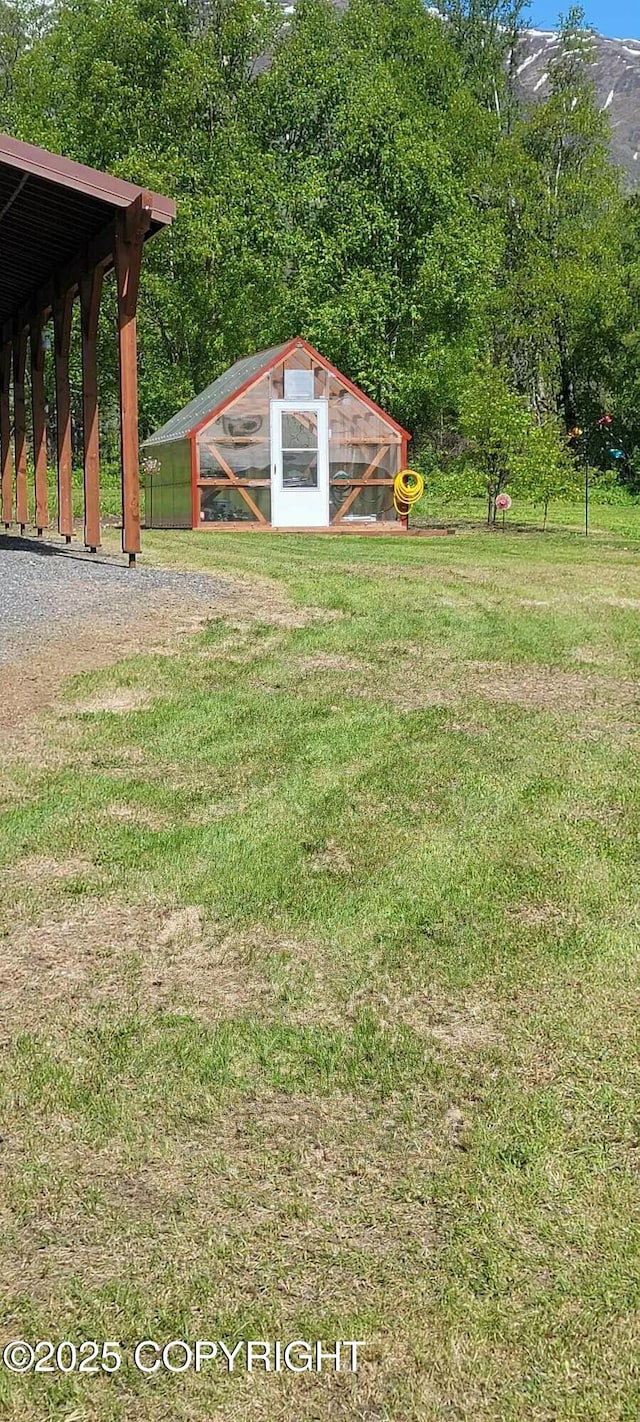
[143,338,410,530]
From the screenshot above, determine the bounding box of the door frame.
[270,398,329,528]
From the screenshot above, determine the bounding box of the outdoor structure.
[143,338,410,530]
[0,133,175,562]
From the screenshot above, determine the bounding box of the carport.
[0,134,175,563]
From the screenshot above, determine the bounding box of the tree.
[491,7,624,436]
[256,0,499,436]
[434,0,530,132]
[9,0,285,434]
[458,364,529,521]
[614,193,640,489]
[512,416,580,528]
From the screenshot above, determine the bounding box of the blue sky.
[529,1,638,38]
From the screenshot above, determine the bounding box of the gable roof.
[143,343,290,446]
[143,337,410,446]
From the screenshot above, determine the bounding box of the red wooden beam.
[79,268,103,551]
[30,313,49,536]
[115,199,151,562]
[0,339,12,527]
[53,290,74,541]
[13,327,27,531]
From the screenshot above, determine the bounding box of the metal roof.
[0,132,175,329]
[143,343,291,446]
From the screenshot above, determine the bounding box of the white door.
[270,400,329,528]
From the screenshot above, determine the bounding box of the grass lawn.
[1,513,639,1420]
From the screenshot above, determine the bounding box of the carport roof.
[0,132,175,331]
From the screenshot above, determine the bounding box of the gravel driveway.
[0,537,230,664]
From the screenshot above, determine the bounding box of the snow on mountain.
[514,28,640,187]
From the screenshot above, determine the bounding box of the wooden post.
[1,339,12,528]
[80,267,104,551]
[30,313,49,536]
[53,290,74,542]
[13,327,27,532]
[115,198,150,564]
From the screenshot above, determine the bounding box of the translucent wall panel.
[330,484,395,522]
[327,376,400,522]
[144,439,192,529]
[328,387,400,447]
[330,443,400,482]
[198,371,270,464]
[197,371,272,512]
[199,439,270,481]
[200,486,271,523]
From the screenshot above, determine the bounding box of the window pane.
[282,451,318,488]
[281,410,317,449]
[284,368,314,399]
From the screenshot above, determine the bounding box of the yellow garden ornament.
[393,468,424,517]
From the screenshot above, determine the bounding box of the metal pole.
[585,454,589,537]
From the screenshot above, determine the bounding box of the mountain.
[514,28,640,188]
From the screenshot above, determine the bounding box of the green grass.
[1,514,639,1420]
[20,464,133,524]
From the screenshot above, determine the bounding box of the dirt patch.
[508,901,573,930]
[191,570,343,632]
[0,602,208,733]
[284,648,638,720]
[427,1009,499,1052]
[299,653,372,673]
[11,854,99,885]
[1,560,340,739]
[467,661,639,713]
[569,646,602,665]
[103,802,176,830]
[0,901,330,1035]
[308,840,353,875]
[373,656,639,718]
[348,984,501,1052]
[445,1103,469,1149]
[71,688,156,714]
[0,1087,440,1383]
[448,719,490,736]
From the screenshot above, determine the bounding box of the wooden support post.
[1,340,12,528]
[30,314,49,536]
[53,290,74,542]
[80,268,103,550]
[115,198,151,563]
[13,328,27,532]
